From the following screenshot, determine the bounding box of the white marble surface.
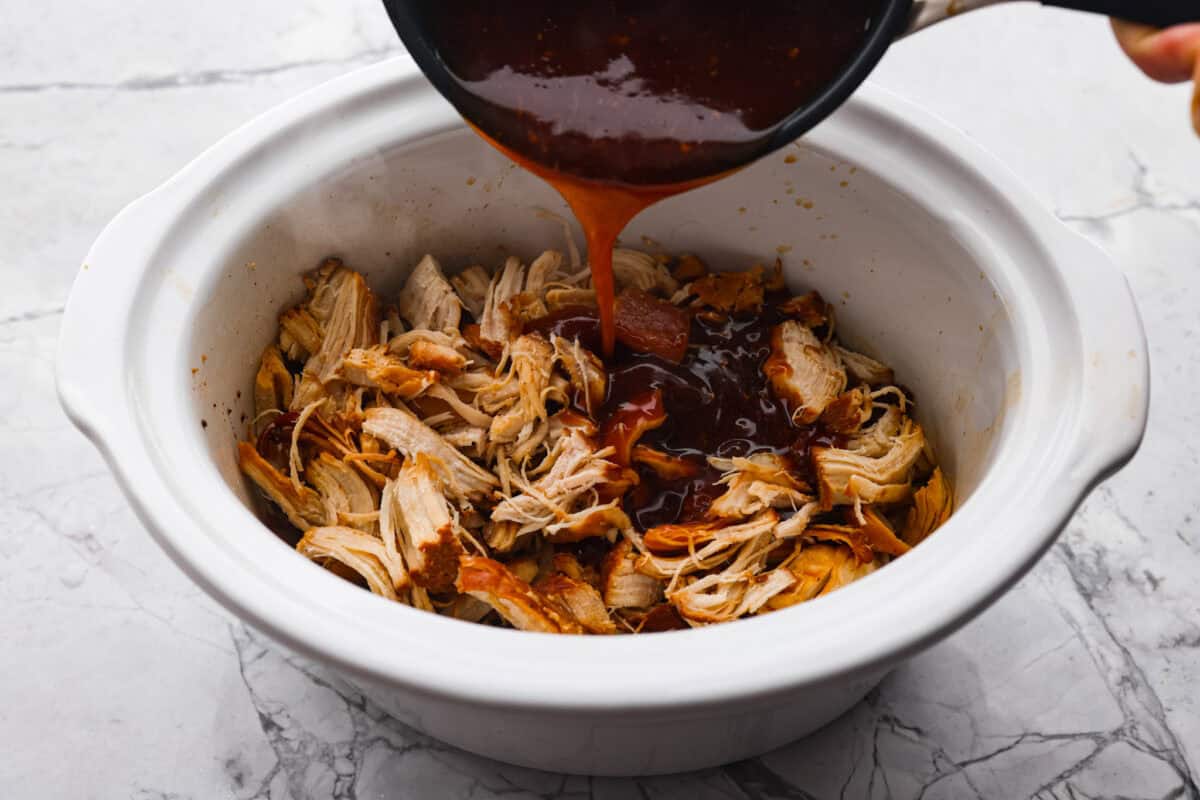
[4,2,1200,797]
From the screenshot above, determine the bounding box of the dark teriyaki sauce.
[416,0,883,185]
[531,293,843,531]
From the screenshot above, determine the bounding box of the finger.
[1193,56,1200,135]
[1112,19,1200,83]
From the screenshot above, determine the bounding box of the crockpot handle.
[56,192,156,451]
[1053,228,1150,488]
[1043,0,1198,28]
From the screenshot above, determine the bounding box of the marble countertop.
[5,2,1200,797]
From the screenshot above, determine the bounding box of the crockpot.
[57,57,1148,775]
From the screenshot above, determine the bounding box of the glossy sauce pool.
[528,296,844,531]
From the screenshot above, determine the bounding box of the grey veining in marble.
[4,2,1200,798]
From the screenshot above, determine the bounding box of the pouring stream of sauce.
[472,125,723,353]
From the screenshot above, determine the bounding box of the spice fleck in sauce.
[415,0,881,352]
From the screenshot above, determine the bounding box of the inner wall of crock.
[191,128,1013,522]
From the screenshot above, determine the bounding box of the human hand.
[1111,19,1200,134]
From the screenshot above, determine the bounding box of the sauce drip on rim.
[418,0,881,353]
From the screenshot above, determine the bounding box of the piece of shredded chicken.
[239,253,951,634]
[254,344,293,434]
[835,344,895,386]
[307,452,379,532]
[812,419,927,515]
[706,454,812,520]
[903,467,953,545]
[397,254,461,332]
[238,442,328,529]
[456,555,583,633]
[612,248,678,296]
[551,335,606,416]
[485,333,558,454]
[363,406,497,505]
[338,346,439,398]
[763,320,846,424]
[766,542,877,610]
[297,525,408,602]
[489,429,627,549]
[291,260,380,413]
[382,454,466,592]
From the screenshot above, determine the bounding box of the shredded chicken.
[457,556,583,633]
[407,339,468,374]
[291,261,380,412]
[779,291,831,328]
[846,405,905,456]
[382,454,465,592]
[307,452,379,532]
[363,406,497,504]
[478,256,527,354]
[707,454,812,519]
[668,532,794,624]
[820,385,875,434]
[546,287,597,310]
[766,543,877,610]
[612,248,678,296]
[536,573,616,634]
[835,344,895,386]
[526,249,566,296]
[903,468,953,545]
[774,503,822,539]
[486,334,557,452]
[489,429,626,547]
[451,265,491,319]
[634,510,780,580]
[254,344,293,432]
[684,265,767,313]
[240,254,950,634]
[397,254,461,332]
[279,307,322,362]
[764,320,846,424]
[297,526,407,601]
[338,346,439,398]
[858,507,912,557]
[551,334,606,416]
[813,420,926,513]
[602,539,663,608]
[671,253,708,283]
[632,446,700,480]
[238,442,328,529]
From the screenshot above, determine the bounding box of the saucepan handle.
[905,0,1198,36]
[1044,0,1199,28]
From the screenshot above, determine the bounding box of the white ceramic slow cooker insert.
[57,58,1148,775]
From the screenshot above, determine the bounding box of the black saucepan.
[381,0,1198,181]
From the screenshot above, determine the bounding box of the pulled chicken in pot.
[239,250,951,632]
